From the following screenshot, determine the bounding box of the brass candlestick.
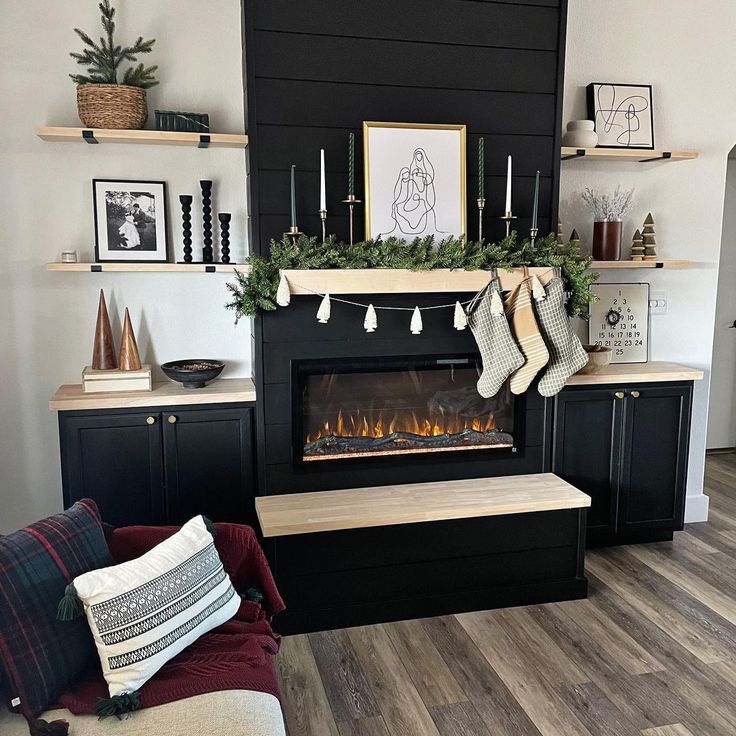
[283,225,303,242]
[477,197,486,242]
[319,209,327,242]
[500,211,517,239]
[530,226,539,247]
[342,193,361,245]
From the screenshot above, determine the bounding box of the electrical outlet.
[649,291,667,315]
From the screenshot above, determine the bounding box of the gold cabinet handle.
[615,391,625,399]
[146,416,156,425]
[631,390,640,398]
[168,415,177,424]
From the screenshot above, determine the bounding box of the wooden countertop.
[566,361,703,386]
[256,473,591,537]
[49,377,256,411]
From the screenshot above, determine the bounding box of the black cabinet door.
[59,412,164,526]
[619,385,692,532]
[162,407,256,525]
[553,388,624,534]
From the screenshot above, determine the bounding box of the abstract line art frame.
[587,83,655,150]
[363,121,467,240]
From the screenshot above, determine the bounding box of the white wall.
[0,1,250,533]
[707,157,736,449]
[561,0,736,521]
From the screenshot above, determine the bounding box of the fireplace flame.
[305,408,496,443]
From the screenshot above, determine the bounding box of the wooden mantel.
[280,268,555,295]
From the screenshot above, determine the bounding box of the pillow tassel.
[243,586,264,603]
[95,691,141,720]
[33,719,69,736]
[56,583,83,621]
[201,515,217,539]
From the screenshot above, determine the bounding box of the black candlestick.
[178,195,193,263]
[200,180,213,263]
[218,212,232,264]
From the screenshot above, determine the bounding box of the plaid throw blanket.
[54,522,284,716]
[0,500,112,735]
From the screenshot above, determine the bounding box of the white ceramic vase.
[562,120,598,148]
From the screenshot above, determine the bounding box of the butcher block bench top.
[256,473,590,537]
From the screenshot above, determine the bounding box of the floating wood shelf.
[47,262,249,273]
[561,147,698,162]
[590,260,694,270]
[36,126,248,149]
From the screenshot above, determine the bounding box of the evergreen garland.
[226,233,598,320]
[70,0,158,88]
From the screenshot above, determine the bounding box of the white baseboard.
[684,493,710,523]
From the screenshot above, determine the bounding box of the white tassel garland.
[410,306,423,335]
[531,275,546,302]
[490,289,504,316]
[276,273,291,307]
[453,301,467,330]
[364,304,377,332]
[316,293,331,323]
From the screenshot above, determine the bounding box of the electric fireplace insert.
[293,355,519,465]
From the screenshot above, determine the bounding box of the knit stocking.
[467,279,524,398]
[505,280,549,395]
[535,277,588,396]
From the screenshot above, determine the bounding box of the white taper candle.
[319,149,326,212]
[505,155,512,213]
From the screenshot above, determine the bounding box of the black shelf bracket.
[198,134,211,149]
[90,264,102,272]
[205,265,216,272]
[561,148,586,160]
[639,151,672,162]
[655,262,664,268]
[82,130,99,144]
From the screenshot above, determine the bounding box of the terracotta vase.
[592,220,623,261]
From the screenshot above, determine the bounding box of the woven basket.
[76,84,148,129]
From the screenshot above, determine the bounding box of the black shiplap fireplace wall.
[241,0,568,249]
[241,0,569,494]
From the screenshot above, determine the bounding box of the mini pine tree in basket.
[70,1,158,129]
[70,0,158,88]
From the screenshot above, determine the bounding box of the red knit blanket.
[55,522,284,714]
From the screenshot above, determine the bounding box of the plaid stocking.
[536,277,588,396]
[505,280,549,395]
[467,279,524,398]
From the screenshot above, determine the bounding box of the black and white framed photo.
[586,83,654,149]
[589,283,650,363]
[363,121,466,240]
[93,179,169,262]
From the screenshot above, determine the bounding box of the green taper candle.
[290,165,296,228]
[348,132,355,196]
[478,137,485,199]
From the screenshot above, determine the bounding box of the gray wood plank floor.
[276,452,736,736]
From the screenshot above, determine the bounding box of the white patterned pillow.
[72,515,239,698]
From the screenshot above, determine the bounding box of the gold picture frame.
[363,121,467,240]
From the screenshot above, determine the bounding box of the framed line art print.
[93,179,169,262]
[363,122,467,240]
[587,83,655,149]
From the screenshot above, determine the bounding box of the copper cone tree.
[118,308,142,371]
[92,289,117,369]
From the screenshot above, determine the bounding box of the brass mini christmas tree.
[642,213,657,261]
[630,228,645,261]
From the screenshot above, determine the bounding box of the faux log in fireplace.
[293,355,520,465]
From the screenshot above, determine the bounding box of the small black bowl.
[161,359,225,389]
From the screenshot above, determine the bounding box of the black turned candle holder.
[218,212,232,264]
[179,195,193,263]
[200,180,213,263]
